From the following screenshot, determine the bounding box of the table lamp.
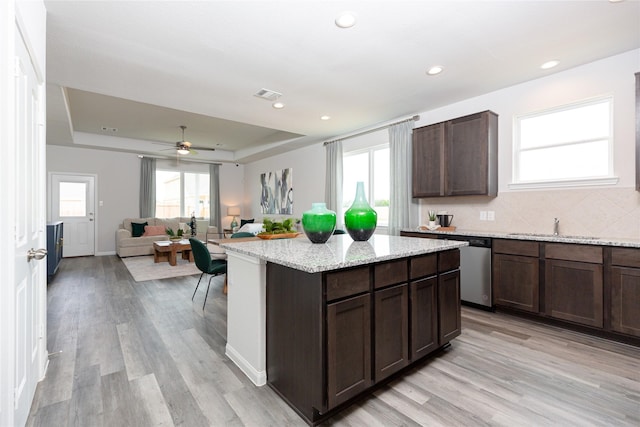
[228,206,241,230]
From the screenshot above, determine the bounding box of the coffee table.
[153,240,194,266]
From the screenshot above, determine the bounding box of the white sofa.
[116,217,219,257]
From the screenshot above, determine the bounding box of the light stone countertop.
[220,234,468,273]
[401,228,640,248]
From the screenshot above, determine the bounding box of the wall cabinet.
[492,239,540,313]
[266,249,461,425]
[412,110,498,197]
[610,247,640,337]
[47,221,64,280]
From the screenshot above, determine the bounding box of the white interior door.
[13,21,47,427]
[50,174,96,257]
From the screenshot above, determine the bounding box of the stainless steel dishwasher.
[437,234,493,309]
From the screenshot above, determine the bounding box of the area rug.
[121,255,200,282]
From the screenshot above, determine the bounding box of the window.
[343,145,390,226]
[512,97,616,188]
[156,170,209,218]
[58,182,87,217]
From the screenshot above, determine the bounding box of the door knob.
[27,248,47,262]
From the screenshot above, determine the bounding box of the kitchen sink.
[507,233,599,240]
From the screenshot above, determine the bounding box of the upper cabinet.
[412,110,498,197]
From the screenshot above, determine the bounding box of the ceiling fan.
[166,125,216,156]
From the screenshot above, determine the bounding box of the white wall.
[244,143,325,221]
[244,49,640,239]
[47,145,245,254]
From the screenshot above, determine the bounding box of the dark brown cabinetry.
[266,249,461,425]
[412,110,498,198]
[545,244,603,328]
[47,221,64,280]
[492,239,540,313]
[610,248,640,337]
[327,293,372,408]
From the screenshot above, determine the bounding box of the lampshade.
[227,206,241,216]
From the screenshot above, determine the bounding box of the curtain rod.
[323,115,420,146]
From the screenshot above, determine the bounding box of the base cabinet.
[267,249,461,425]
[610,248,640,337]
[492,239,540,313]
[47,221,63,280]
[327,294,372,408]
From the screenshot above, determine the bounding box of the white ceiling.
[44,0,640,164]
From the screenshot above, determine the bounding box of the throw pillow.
[143,225,166,236]
[240,218,255,227]
[131,222,148,237]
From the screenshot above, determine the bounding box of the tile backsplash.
[418,187,640,240]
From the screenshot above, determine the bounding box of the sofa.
[116,217,219,257]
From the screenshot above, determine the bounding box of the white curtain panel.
[324,140,343,229]
[389,121,418,235]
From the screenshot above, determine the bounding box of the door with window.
[50,174,96,257]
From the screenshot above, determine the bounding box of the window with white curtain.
[343,144,390,226]
[512,96,616,188]
[156,170,210,218]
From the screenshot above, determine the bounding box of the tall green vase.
[344,181,377,241]
[302,202,336,243]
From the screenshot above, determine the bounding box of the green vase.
[344,181,377,241]
[302,202,336,243]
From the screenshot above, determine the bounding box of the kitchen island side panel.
[266,263,324,421]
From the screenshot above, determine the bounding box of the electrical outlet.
[480,211,487,221]
[487,211,495,221]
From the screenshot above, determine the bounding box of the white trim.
[508,176,619,190]
[225,344,267,386]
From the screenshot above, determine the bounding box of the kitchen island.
[220,234,467,424]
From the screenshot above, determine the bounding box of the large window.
[156,170,209,218]
[512,97,616,188]
[343,145,390,227]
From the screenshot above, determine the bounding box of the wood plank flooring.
[28,255,640,426]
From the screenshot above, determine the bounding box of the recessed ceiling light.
[426,66,443,76]
[541,60,559,70]
[272,102,285,109]
[321,115,331,121]
[335,11,356,28]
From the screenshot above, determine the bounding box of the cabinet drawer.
[545,243,602,264]
[611,247,640,268]
[326,267,370,302]
[374,259,408,289]
[493,239,539,257]
[410,253,437,279]
[438,249,460,273]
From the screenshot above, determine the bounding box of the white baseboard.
[95,251,116,256]
[225,344,266,386]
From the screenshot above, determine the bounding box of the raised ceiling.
[44,0,640,163]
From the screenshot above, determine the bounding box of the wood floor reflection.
[27,255,640,426]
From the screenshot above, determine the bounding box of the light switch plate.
[487,211,495,221]
[480,211,487,221]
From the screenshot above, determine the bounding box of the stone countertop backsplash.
[220,234,467,273]
[402,228,640,248]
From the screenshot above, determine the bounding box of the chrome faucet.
[553,217,559,236]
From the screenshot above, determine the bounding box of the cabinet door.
[410,276,438,360]
[374,284,408,382]
[412,123,444,197]
[611,267,640,337]
[446,111,497,196]
[326,294,372,409]
[493,253,539,312]
[439,269,461,343]
[545,259,603,328]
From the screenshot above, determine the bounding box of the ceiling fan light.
[177,146,190,155]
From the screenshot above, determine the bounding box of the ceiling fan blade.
[189,145,216,152]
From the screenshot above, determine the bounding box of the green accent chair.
[231,232,256,238]
[189,238,227,309]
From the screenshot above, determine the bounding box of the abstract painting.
[260,168,293,214]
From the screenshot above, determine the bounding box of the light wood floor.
[28,255,640,426]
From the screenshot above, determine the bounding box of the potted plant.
[428,210,437,228]
[166,227,184,242]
